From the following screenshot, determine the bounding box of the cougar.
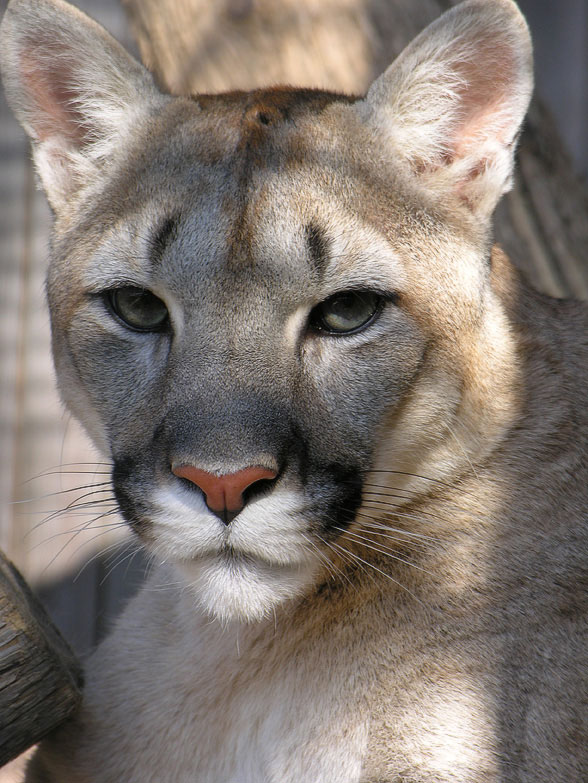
[1,0,586,779]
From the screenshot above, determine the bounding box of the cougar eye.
[309,290,383,335]
[107,287,169,332]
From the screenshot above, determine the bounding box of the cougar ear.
[0,0,165,212]
[356,0,533,218]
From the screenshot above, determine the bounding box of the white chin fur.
[176,555,318,623]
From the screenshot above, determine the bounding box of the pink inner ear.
[20,40,91,147]
[449,42,519,159]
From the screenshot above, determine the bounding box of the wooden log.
[0,551,83,768]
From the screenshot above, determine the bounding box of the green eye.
[107,287,169,332]
[310,290,383,335]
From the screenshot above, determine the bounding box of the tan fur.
[0,0,586,780]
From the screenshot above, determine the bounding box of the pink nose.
[172,464,278,523]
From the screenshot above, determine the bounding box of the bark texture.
[0,551,82,767]
[123,0,588,299]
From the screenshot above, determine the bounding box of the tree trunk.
[123,0,588,299]
[0,551,82,767]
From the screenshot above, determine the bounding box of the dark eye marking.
[305,222,329,277]
[149,214,179,266]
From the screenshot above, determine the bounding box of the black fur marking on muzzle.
[112,456,153,536]
[318,462,364,539]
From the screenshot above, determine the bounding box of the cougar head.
[1,0,532,621]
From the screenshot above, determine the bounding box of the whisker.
[11,481,113,505]
[33,507,122,540]
[361,491,487,526]
[19,503,118,518]
[64,517,128,563]
[39,510,124,574]
[72,534,134,584]
[334,526,434,577]
[332,505,434,550]
[138,551,189,593]
[300,532,340,582]
[305,531,358,588]
[27,497,119,534]
[24,463,112,482]
[366,469,456,487]
[31,516,124,547]
[57,486,116,508]
[359,502,449,529]
[327,538,379,586]
[364,470,480,504]
[355,511,441,542]
[362,486,415,500]
[351,522,431,551]
[99,544,145,587]
[362,489,413,505]
[447,425,479,480]
[358,521,439,548]
[327,540,425,607]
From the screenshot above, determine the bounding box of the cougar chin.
[176,553,319,623]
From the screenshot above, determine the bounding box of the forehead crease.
[214,87,355,260]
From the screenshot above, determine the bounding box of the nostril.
[171,464,278,523]
[242,476,276,505]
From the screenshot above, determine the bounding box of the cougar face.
[48,90,439,621]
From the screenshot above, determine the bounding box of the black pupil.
[109,287,168,331]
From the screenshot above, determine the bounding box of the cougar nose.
[172,464,278,524]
